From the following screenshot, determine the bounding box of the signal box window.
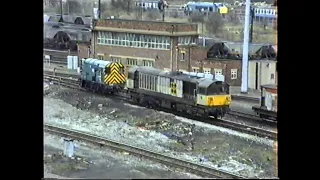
[97,54,104,60]
[214,69,223,76]
[231,69,237,79]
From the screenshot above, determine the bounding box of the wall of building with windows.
[97,31,198,50]
[97,31,171,50]
[93,30,203,71]
[189,59,242,86]
[248,60,277,90]
[108,55,155,68]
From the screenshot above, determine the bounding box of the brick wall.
[177,46,208,71]
[191,59,242,86]
[94,44,171,69]
[77,43,91,60]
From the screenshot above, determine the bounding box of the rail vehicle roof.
[261,84,277,90]
[206,41,277,56]
[61,15,92,25]
[44,26,91,40]
[133,66,223,88]
[186,2,226,7]
[82,58,112,68]
[44,21,91,31]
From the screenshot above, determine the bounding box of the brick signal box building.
[82,18,208,72]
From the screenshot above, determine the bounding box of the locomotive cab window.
[104,67,110,74]
[198,87,206,95]
[206,82,229,95]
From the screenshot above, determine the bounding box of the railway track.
[43,49,78,65]
[44,124,245,178]
[43,49,260,104]
[230,95,260,103]
[228,110,277,126]
[43,72,277,140]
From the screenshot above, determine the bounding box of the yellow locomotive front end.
[104,62,126,86]
[197,80,231,118]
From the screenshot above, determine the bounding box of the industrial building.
[78,18,206,73]
[77,18,277,88]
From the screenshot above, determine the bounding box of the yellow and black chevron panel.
[104,62,126,85]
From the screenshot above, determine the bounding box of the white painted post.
[240,0,251,93]
[63,139,74,158]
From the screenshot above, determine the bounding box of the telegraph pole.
[98,0,101,19]
[240,0,250,93]
[60,0,63,22]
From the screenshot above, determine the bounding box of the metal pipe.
[170,38,173,71]
[249,7,254,43]
[188,46,191,72]
[240,0,250,93]
[175,46,179,71]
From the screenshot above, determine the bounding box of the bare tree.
[144,11,160,21]
[47,0,60,7]
[110,0,133,14]
[66,1,82,14]
[228,11,240,25]
[262,17,268,30]
[188,12,204,23]
[206,12,224,35]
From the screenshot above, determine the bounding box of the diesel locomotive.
[126,66,231,118]
[79,58,126,93]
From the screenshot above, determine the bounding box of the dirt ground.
[44,84,277,178]
[44,133,202,179]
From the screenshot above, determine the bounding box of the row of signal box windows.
[97,31,196,50]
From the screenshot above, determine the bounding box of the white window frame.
[143,60,154,67]
[192,67,200,73]
[110,56,121,63]
[97,31,170,50]
[127,58,138,66]
[203,68,211,74]
[97,53,104,60]
[231,69,237,79]
[214,68,223,76]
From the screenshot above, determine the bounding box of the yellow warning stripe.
[104,62,126,85]
[105,72,125,84]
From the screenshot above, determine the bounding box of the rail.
[44,124,245,179]
[228,110,277,126]
[43,73,277,140]
[231,95,260,103]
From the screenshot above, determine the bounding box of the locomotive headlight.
[226,96,231,103]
